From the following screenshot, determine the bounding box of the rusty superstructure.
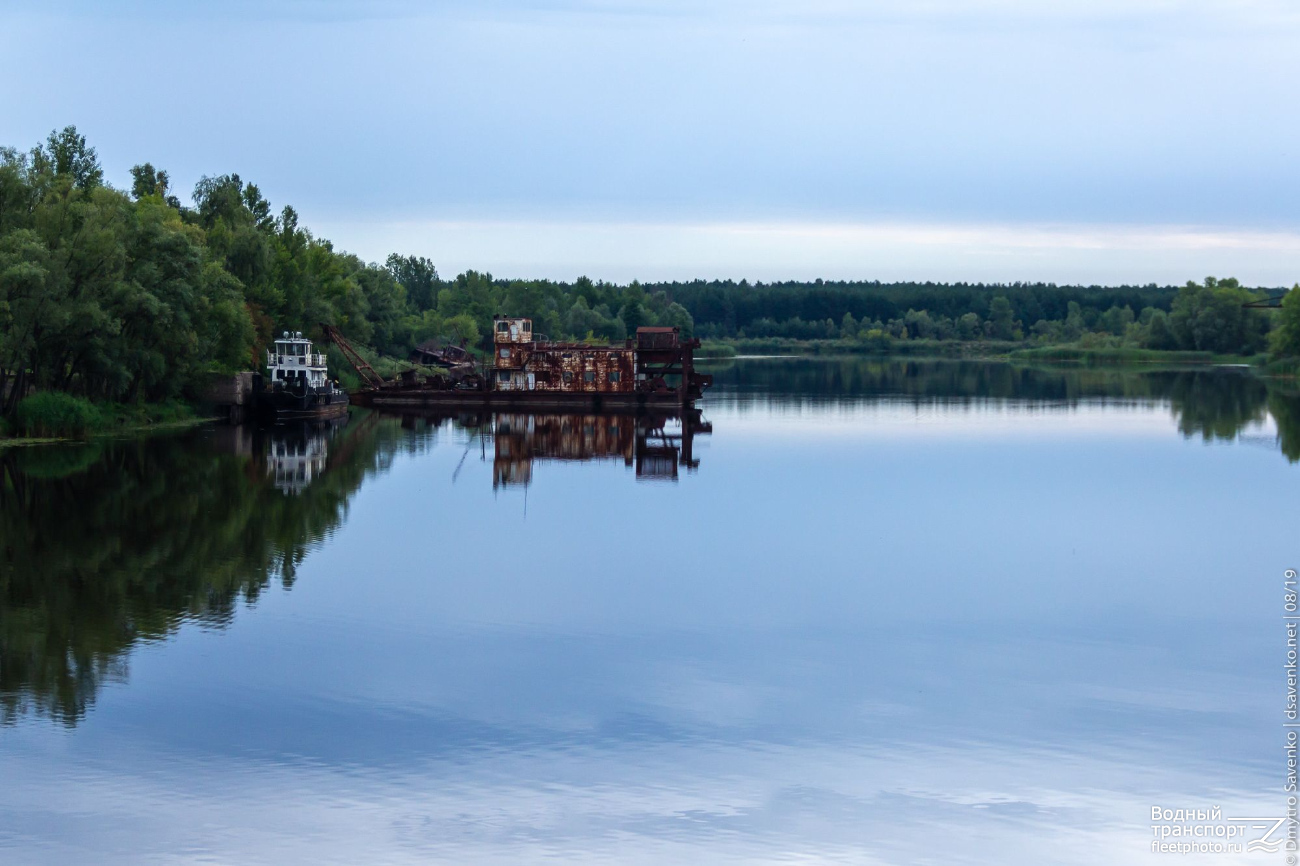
[341,317,712,411]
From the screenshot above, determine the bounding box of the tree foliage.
[1271,285,1300,359]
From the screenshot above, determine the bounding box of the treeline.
[3,126,1300,418]
[659,277,1294,358]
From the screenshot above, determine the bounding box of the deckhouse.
[267,331,329,390]
[491,316,636,394]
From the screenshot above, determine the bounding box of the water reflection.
[0,409,711,727]
[0,413,416,725]
[2,358,1300,864]
[1,360,1298,732]
[481,411,708,487]
[707,357,1300,458]
[264,417,341,493]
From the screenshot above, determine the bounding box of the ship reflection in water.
[388,409,712,488]
[492,411,710,487]
[211,413,360,495]
[264,417,345,494]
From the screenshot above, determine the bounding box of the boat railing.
[265,352,328,367]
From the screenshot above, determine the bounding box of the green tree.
[444,313,480,347]
[618,300,650,333]
[987,296,1018,340]
[129,163,170,200]
[1169,277,1270,354]
[1144,309,1177,350]
[1098,304,1135,336]
[956,312,982,340]
[1270,286,1300,359]
[386,254,439,312]
[840,312,858,339]
[31,126,102,190]
[662,301,695,339]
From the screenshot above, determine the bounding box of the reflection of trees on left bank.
[0,412,426,726]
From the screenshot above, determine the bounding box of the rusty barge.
[326,317,712,411]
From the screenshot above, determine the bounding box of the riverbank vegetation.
[3,126,1299,436]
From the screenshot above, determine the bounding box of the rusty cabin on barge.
[353,317,712,411]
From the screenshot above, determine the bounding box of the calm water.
[2,358,1298,865]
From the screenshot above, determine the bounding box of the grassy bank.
[1005,346,1263,366]
[700,337,1021,358]
[698,337,1279,369]
[1,392,209,446]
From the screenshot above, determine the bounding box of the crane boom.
[318,323,385,389]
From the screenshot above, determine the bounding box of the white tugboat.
[256,331,349,422]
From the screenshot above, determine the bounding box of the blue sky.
[3,0,1298,284]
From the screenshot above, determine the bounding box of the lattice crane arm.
[318,323,385,389]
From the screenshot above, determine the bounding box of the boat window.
[499,348,510,358]
[584,371,595,383]
[497,370,511,382]
[562,371,573,382]
[497,322,509,333]
[609,372,620,383]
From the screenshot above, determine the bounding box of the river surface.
[2,358,1298,865]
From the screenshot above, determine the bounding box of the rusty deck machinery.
[326,318,711,411]
[632,326,712,404]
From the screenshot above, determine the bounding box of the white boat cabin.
[267,331,329,388]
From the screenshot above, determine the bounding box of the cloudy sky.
[3,0,1298,284]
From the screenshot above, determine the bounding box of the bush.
[698,341,737,358]
[15,392,104,438]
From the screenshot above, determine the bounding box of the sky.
[2,0,1298,285]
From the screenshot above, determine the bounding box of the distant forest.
[2,127,1300,414]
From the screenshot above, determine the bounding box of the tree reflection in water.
[0,408,708,726]
[704,358,1300,459]
[0,412,425,725]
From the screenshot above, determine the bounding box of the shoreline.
[0,415,218,449]
[697,339,1296,377]
[5,351,1296,448]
